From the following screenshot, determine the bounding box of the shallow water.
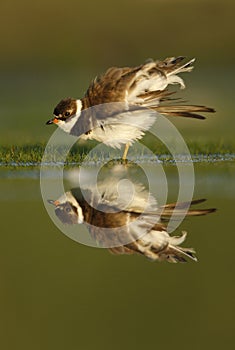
[0,162,234,350]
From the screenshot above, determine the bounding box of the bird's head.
[46,98,82,132]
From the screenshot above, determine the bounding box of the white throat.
[57,99,82,133]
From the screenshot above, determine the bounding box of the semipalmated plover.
[46,56,215,159]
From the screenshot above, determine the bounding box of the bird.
[46,56,215,159]
[48,165,216,263]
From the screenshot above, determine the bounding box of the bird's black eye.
[66,207,71,213]
[65,112,71,117]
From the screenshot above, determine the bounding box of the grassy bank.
[0,142,235,167]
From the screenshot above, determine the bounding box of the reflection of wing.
[54,188,216,262]
[88,180,158,213]
[70,180,162,248]
[54,165,216,263]
[75,164,159,214]
[83,198,198,262]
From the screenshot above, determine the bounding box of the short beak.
[46,118,59,125]
[47,199,60,206]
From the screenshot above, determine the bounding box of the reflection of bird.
[49,186,216,263]
[46,57,214,159]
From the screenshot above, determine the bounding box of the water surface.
[0,163,234,350]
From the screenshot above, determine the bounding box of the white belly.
[80,108,157,148]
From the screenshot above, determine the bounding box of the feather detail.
[160,199,217,217]
[154,105,215,120]
[124,230,198,263]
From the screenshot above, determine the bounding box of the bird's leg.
[122,142,130,160]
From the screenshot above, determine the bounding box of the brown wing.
[82,65,142,107]
[82,57,215,120]
[82,56,192,107]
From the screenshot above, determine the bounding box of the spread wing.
[82,57,187,107]
[82,66,141,106]
[82,57,215,120]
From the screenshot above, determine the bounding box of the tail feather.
[164,231,197,263]
[170,58,195,74]
[143,199,216,219]
[163,198,207,209]
[161,208,216,217]
[162,230,197,262]
[123,230,198,263]
[160,199,216,218]
[156,57,195,75]
[157,57,195,89]
[143,231,198,263]
[166,245,197,263]
[154,105,215,120]
[128,57,196,102]
[130,56,215,120]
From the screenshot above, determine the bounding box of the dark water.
[0,162,234,350]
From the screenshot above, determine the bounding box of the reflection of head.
[54,201,80,225]
[49,191,84,225]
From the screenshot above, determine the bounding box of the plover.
[46,56,215,159]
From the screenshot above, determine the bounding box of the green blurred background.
[1,1,235,350]
[0,0,235,144]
